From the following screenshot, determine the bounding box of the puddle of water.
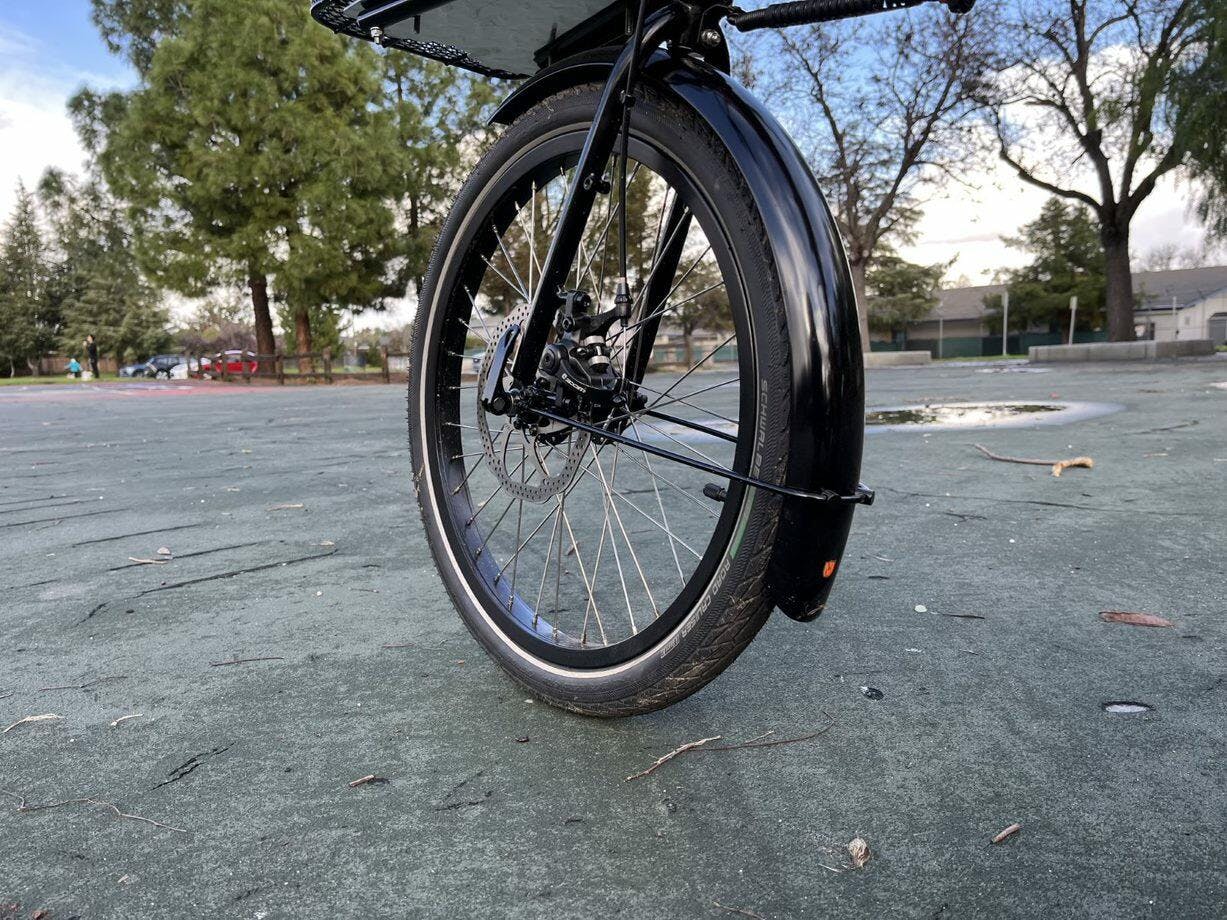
[866,400,1121,432]
[1102,701,1153,714]
[640,400,1122,443]
[868,403,1061,427]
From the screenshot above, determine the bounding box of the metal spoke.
[629,419,686,584]
[589,443,659,618]
[578,457,702,560]
[634,380,739,429]
[561,505,606,645]
[532,504,562,628]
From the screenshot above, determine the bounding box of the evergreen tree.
[40,169,171,369]
[77,0,405,370]
[0,183,57,377]
[865,254,945,344]
[983,198,1106,338]
[383,55,496,296]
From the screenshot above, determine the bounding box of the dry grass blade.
[127,557,167,565]
[2,714,62,734]
[208,656,284,667]
[266,503,305,511]
[625,736,721,781]
[109,714,143,727]
[712,901,767,919]
[1099,611,1174,628]
[3,789,186,833]
[348,774,388,788]
[992,823,1022,844]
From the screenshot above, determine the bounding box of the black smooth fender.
[493,52,865,622]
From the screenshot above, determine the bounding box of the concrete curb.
[1029,339,1214,363]
[865,350,932,367]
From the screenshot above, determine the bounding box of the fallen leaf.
[992,823,1022,844]
[156,546,172,556]
[847,837,871,868]
[2,713,62,734]
[1099,611,1174,628]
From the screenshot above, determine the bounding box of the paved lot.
[1,359,1225,919]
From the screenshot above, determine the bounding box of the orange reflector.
[823,560,837,578]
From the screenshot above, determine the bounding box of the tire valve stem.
[703,483,729,503]
[614,277,631,324]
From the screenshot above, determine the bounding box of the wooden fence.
[188,347,412,385]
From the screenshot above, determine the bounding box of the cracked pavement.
[1,360,1225,918]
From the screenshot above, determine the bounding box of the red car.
[202,350,259,377]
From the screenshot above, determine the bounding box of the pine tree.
[866,254,946,344]
[77,0,405,370]
[0,183,57,377]
[40,169,171,370]
[983,198,1107,338]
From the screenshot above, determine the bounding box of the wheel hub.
[477,291,633,502]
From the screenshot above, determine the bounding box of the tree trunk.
[849,258,871,354]
[1101,227,1136,342]
[250,274,276,373]
[294,307,314,374]
[682,327,694,369]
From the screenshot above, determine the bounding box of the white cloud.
[898,163,1211,285]
[0,25,129,223]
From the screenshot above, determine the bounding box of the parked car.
[118,354,191,378]
[201,350,258,378]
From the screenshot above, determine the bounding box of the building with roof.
[872,266,1227,356]
[1132,266,1227,344]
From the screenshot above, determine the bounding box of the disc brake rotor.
[477,305,589,503]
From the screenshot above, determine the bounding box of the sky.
[0,2,1217,330]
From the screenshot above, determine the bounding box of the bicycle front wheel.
[410,83,794,716]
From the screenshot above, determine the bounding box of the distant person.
[66,357,82,379]
[85,334,100,379]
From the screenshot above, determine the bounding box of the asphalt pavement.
[1,358,1225,919]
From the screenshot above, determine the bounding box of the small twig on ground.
[39,675,127,692]
[266,503,305,511]
[973,444,1093,478]
[2,714,62,734]
[3,789,186,833]
[712,901,767,919]
[625,736,722,781]
[127,557,168,565]
[208,656,284,667]
[110,714,143,727]
[348,774,389,788]
[991,823,1022,844]
[626,715,837,781]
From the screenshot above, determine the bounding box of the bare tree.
[985,0,1202,341]
[771,8,992,350]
